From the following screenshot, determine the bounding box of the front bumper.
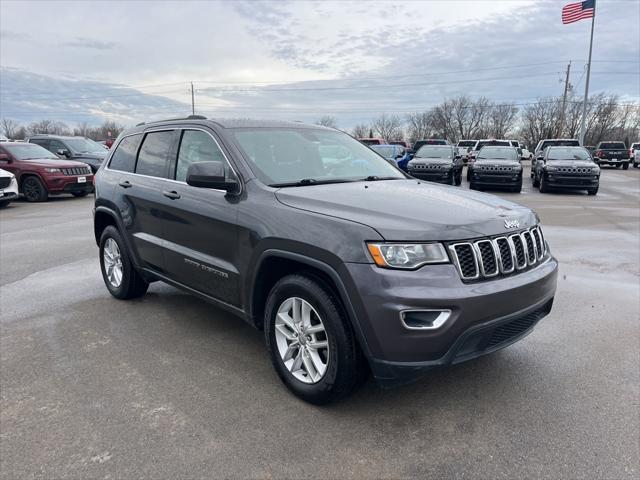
[596,158,629,165]
[544,174,599,189]
[472,172,521,186]
[409,169,453,184]
[46,175,95,194]
[342,257,558,386]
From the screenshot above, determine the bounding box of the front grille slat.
[60,167,91,176]
[449,226,546,282]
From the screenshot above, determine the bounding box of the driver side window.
[176,130,228,182]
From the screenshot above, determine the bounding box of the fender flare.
[93,205,143,270]
[249,249,374,361]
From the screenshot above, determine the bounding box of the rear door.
[160,128,241,306]
[116,129,178,273]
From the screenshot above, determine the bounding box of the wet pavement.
[1,166,639,479]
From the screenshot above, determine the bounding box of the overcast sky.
[1,0,638,128]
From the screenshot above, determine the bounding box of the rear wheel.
[99,226,148,300]
[21,176,48,202]
[622,162,629,170]
[264,273,367,404]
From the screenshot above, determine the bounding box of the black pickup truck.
[594,141,630,169]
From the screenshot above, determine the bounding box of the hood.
[475,158,520,166]
[545,160,597,168]
[21,158,93,169]
[275,179,537,241]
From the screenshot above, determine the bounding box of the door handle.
[118,180,132,188]
[163,190,181,200]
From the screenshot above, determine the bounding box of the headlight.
[514,164,522,171]
[44,167,61,173]
[367,243,449,269]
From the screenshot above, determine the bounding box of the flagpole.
[579,3,596,145]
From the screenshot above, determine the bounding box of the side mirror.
[536,155,544,161]
[186,161,239,193]
[0,153,10,162]
[57,149,71,158]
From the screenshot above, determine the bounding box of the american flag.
[562,0,595,24]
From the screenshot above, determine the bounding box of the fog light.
[400,310,451,330]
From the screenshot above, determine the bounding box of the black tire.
[616,163,622,169]
[532,172,540,188]
[469,181,479,191]
[466,169,472,182]
[449,172,456,186]
[622,162,629,170]
[0,200,11,208]
[634,162,639,168]
[588,186,599,196]
[72,191,89,198]
[455,171,462,186]
[539,176,549,193]
[21,176,48,202]
[512,176,523,193]
[264,273,367,404]
[99,225,148,300]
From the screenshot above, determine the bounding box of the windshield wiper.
[362,176,403,181]
[270,178,357,188]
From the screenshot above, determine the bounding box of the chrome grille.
[449,226,548,281]
[61,166,91,176]
[410,163,449,170]
[556,167,592,174]
[475,165,513,172]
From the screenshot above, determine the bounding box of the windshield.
[547,147,591,161]
[1,143,58,160]
[457,141,476,147]
[415,145,453,159]
[478,147,518,160]
[475,140,510,150]
[65,137,106,154]
[413,139,446,150]
[369,145,399,159]
[231,128,405,186]
[599,142,626,149]
[540,140,579,150]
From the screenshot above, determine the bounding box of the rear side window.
[30,138,50,150]
[175,130,227,182]
[48,139,67,153]
[109,134,142,172]
[135,131,174,178]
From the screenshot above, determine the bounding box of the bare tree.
[315,116,337,128]
[405,111,434,143]
[0,118,20,139]
[351,123,370,138]
[74,121,91,137]
[489,103,518,138]
[372,114,403,141]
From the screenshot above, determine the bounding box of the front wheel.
[21,176,48,202]
[0,200,11,208]
[99,226,148,300]
[539,176,549,193]
[264,274,367,404]
[588,186,599,196]
[455,171,462,186]
[532,173,540,188]
[512,177,523,193]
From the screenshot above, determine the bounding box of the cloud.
[62,37,118,50]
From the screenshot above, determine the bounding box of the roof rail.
[136,115,207,128]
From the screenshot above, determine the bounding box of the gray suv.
[29,134,107,173]
[93,117,558,404]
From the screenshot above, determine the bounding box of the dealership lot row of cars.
[0,132,638,208]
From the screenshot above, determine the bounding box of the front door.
[160,128,241,307]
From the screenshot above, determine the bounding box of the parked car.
[94,117,557,404]
[633,144,640,168]
[0,142,94,202]
[521,146,533,160]
[0,167,19,208]
[369,144,411,171]
[456,140,477,163]
[0,134,8,142]
[533,146,599,195]
[389,140,411,149]
[28,134,107,173]
[533,138,580,158]
[593,141,630,169]
[407,145,462,185]
[467,139,511,167]
[469,146,523,193]
[629,142,639,164]
[358,137,387,146]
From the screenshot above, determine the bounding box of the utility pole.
[190,82,195,115]
[558,61,571,137]
[579,7,596,145]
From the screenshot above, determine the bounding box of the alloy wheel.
[103,238,123,288]
[274,297,329,384]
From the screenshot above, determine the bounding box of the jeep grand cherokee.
[93,117,558,404]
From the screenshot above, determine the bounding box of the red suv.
[0,143,94,202]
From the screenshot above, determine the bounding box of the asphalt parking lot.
[1,165,639,479]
